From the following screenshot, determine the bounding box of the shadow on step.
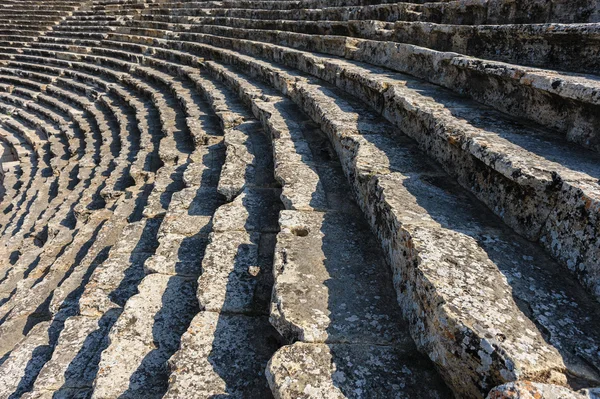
[361,128,600,391]
[123,276,200,397]
[205,239,281,398]
[9,244,111,397]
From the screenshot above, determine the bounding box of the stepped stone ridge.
[0,0,599,397]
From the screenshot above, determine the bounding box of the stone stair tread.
[24,314,117,398]
[93,273,199,398]
[270,209,413,345]
[164,311,279,398]
[0,0,598,398]
[267,342,452,399]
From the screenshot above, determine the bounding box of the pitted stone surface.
[25,315,118,397]
[270,210,406,344]
[487,382,599,399]
[212,187,282,233]
[0,322,51,398]
[0,0,598,398]
[267,342,452,399]
[93,274,199,399]
[197,231,275,314]
[164,312,280,398]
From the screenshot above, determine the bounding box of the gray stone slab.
[267,342,452,399]
[270,209,409,345]
[164,312,280,398]
[197,231,274,314]
[93,274,198,399]
[212,187,282,233]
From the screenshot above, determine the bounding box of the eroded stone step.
[198,58,600,396]
[8,88,198,396]
[132,31,600,303]
[268,342,452,398]
[165,312,280,398]
[195,60,452,397]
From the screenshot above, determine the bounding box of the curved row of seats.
[23,0,600,303]
[0,0,598,398]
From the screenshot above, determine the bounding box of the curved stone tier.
[0,0,598,398]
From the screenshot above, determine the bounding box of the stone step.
[91,273,200,398]
[486,382,600,399]
[0,322,52,398]
[200,56,600,397]
[0,112,59,246]
[268,342,452,398]
[0,108,121,296]
[19,217,160,397]
[39,22,600,156]
[0,206,114,357]
[0,50,201,165]
[0,71,137,234]
[34,28,600,303]
[0,57,184,169]
[0,125,34,219]
[165,312,281,398]
[133,30,600,303]
[0,122,40,224]
[0,119,97,260]
[384,21,600,75]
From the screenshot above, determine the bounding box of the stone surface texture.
[0,0,597,398]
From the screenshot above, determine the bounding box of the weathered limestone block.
[212,187,282,233]
[167,186,222,218]
[197,230,274,314]
[384,21,600,75]
[78,252,148,315]
[93,274,198,399]
[267,342,451,399]
[24,314,118,398]
[142,166,186,218]
[164,312,280,398]
[541,181,600,300]
[0,322,51,398]
[144,234,208,276]
[218,121,260,201]
[111,219,160,256]
[270,210,406,344]
[487,381,599,399]
[183,145,225,189]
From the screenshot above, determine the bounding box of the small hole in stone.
[291,227,309,237]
